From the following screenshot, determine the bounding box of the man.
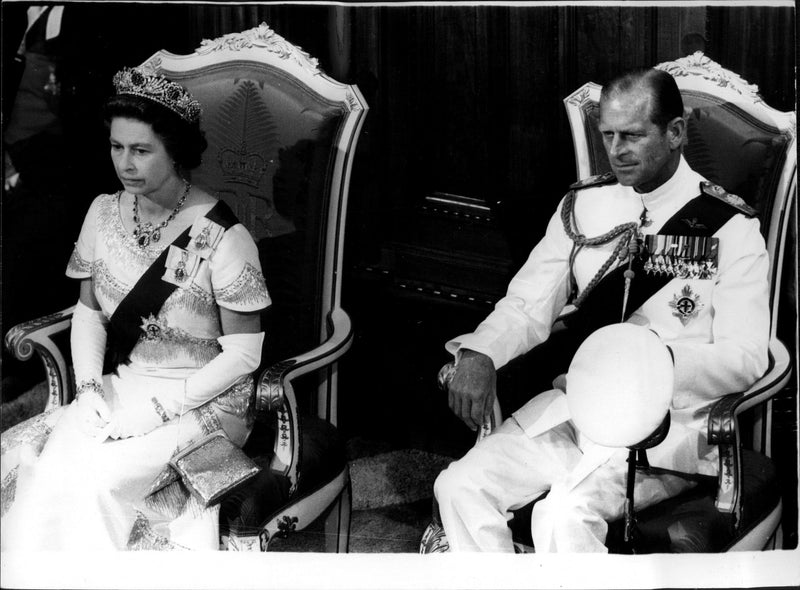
[433,68,770,552]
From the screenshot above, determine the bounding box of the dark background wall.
[1,0,796,541]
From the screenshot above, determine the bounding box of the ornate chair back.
[3,22,368,552]
[422,53,795,555]
[559,52,796,551]
[564,52,796,332]
[139,23,368,422]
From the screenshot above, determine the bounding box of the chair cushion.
[220,415,347,536]
[509,449,780,553]
[682,97,788,219]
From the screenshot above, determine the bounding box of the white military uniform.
[434,156,770,552]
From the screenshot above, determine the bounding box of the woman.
[0,67,270,551]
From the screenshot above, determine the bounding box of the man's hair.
[600,68,684,129]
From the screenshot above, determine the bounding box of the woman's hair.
[600,68,684,130]
[103,94,208,170]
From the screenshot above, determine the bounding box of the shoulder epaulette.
[569,171,617,190]
[700,181,757,217]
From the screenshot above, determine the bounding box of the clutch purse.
[169,431,261,508]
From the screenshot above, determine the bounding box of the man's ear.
[667,115,687,150]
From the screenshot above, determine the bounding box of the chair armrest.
[254,307,354,492]
[707,337,792,516]
[4,306,76,408]
[707,338,792,445]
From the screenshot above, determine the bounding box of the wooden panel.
[655,6,708,61]
[706,5,796,111]
[341,4,795,307]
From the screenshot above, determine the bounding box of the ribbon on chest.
[560,175,753,339]
[108,200,239,367]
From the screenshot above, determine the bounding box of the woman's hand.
[104,397,170,439]
[75,390,112,438]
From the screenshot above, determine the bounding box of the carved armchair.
[422,52,795,553]
[4,23,368,552]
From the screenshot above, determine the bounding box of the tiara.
[112,67,202,124]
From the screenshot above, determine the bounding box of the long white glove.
[104,395,170,439]
[71,300,108,388]
[71,301,112,435]
[158,331,265,417]
[102,332,264,439]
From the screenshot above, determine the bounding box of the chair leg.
[324,479,351,553]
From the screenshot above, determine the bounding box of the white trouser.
[434,418,694,552]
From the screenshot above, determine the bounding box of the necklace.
[132,181,191,248]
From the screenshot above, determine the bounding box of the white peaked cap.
[566,323,674,448]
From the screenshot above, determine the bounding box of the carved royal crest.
[218,145,269,188]
[208,80,277,188]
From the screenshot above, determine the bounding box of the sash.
[562,191,739,342]
[108,200,239,366]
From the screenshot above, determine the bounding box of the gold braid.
[561,190,639,308]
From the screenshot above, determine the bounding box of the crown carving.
[208,80,277,189]
[218,143,269,187]
[113,67,202,123]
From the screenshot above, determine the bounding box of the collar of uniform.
[636,156,703,221]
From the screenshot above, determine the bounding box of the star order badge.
[140,314,163,340]
[669,284,704,326]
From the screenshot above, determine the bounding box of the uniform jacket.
[447,156,770,476]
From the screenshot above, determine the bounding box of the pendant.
[137,232,151,248]
[151,228,162,244]
[640,208,653,228]
[174,252,188,282]
[194,226,211,250]
[134,222,154,249]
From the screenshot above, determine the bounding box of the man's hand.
[448,349,496,431]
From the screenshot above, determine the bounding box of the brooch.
[668,284,704,326]
[188,218,225,258]
[163,246,201,286]
[140,314,163,341]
